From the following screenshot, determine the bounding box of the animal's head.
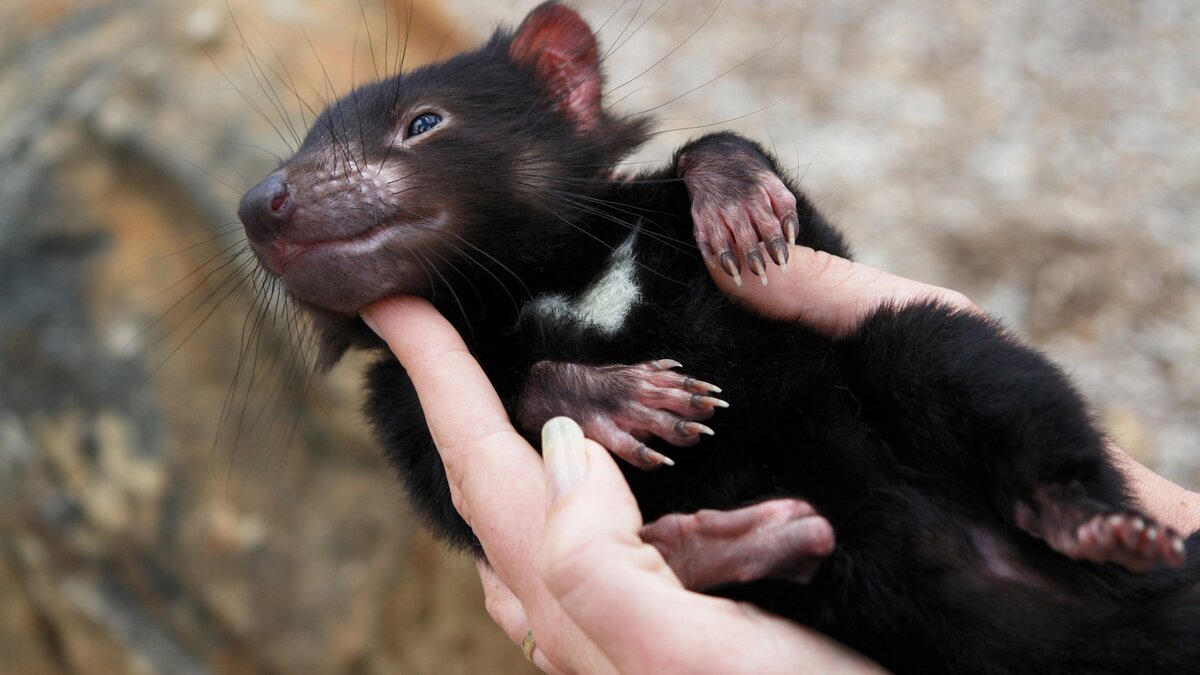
[236,2,649,365]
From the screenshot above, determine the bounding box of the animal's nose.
[237,173,294,242]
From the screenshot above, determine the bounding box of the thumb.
[537,418,888,674]
[537,418,692,669]
[538,418,680,593]
[705,244,978,337]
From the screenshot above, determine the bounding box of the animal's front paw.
[679,140,798,286]
[1015,485,1187,572]
[580,359,727,469]
[518,359,726,470]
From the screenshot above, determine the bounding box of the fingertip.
[362,295,435,334]
[540,435,643,551]
[543,417,589,501]
[361,296,475,369]
[706,242,806,316]
[706,244,979,337]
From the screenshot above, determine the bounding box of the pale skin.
[362,244,1200,674]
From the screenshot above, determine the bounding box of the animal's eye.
[408,112,442,138]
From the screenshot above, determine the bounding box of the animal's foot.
[1065,512,1186,572]
[1015,485,1187,572]
[641,499,835,591]
[678,137,798,286]
[519,359,726,470]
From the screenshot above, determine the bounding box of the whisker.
[606,1,714,98]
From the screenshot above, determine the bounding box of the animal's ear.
[509,2,601,131]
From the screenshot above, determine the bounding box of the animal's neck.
[430,201,636,342]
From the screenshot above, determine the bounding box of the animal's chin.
[280,255,432,315]
[248,218,440,315]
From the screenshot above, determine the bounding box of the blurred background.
[1,1,1197,673]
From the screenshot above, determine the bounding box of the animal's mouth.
[241,210,445,315]
[249,213,443,276]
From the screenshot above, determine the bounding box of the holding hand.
[363,293,883,674]
[363,243,1199,673]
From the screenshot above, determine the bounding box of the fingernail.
[543,417,588,500]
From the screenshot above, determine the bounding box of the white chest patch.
[527,233,641,336]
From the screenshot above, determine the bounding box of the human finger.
[475,561,564,674]
[362,298,557,592]
[538,417,884,674]
[362,296,547,583]
[362,299,613,673]
[1106,443,1200,535]
[476,560,530,648]
[704,243,978,337]
[360,296,541,488]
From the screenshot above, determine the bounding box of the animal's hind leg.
[1015,483,1187,571]
[639,499,836,591]
[839,300,1189,572]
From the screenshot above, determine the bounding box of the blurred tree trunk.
[0,1,532,673]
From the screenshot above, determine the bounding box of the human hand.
[705,244,1200,534]
[362,296,884,674]
[701,244,980,337]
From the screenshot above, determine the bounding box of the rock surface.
[2,1,1197,674]
[1,1,529,673]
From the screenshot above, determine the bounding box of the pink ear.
[509,2,601,131]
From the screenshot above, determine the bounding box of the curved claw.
[767,237,790,271]
[678,421,715,437]
[783,212,799,244]
[746,250,768,285]
[686,154,799,279]
[636,443,675,468]
[692,394,729,410]
[522,358,727,472]
[718,251,742,286]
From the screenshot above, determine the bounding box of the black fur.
[242,5,1200,673]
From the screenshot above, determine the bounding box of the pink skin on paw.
[632,360,727,419]
[640,499,836,591]
[519,359,726,471]
[680,146,798,286]
[1071,513,1187,572]
[1015,494,1187,573]
[585,360,727,470]
[691,173,798,287]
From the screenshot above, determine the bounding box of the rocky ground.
[2,1,1197,673]
[1,1,528,673]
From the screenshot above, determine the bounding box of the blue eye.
[408,112,442,137]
